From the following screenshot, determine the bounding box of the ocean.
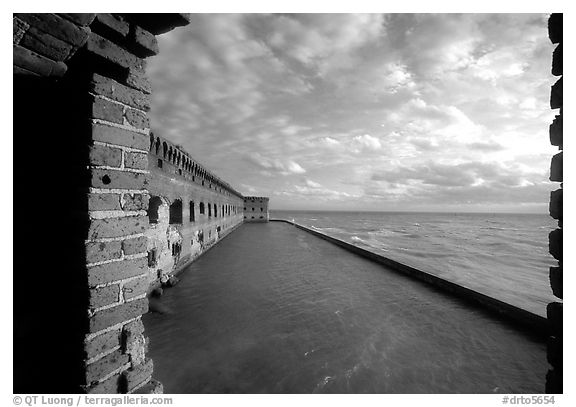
[270,211,558,317]
[144,217,550,393]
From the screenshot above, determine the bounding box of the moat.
[144,222,546,393]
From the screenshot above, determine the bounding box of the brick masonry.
[545,13,562,395]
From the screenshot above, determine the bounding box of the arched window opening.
[189,201,195,222]
[199,202,205,214]
[169,199,183,224]
[149,134,154,151]
[214,204,218,218]
[163,142,168,158]
[148,196,162,224]
[155,138,160,155]
[208,202,212,217]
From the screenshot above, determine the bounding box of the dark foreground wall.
[12,13,247,394]
[546,13,563,394]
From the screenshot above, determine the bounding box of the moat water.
[144,222,546,393]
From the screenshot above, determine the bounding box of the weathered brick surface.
[89,144,122,167]
[58,13,97,26]
[86,241,122,264]
[549,266,562,299]
[89,298,148,333]
[92,14,130,38]
[89,284,121,309]
[548,228,562,262]
[13,17,30,45]
[20,26,74,61]
[133,378,163,394]
[86,349,130,383]
[122,236,148,256]
[86,32,143,70]
[92,123,149,150]
[123,275,150,300]
[91,97,124,124]
[550,77,562,109]
[91,169,148,190]
[122,193,149,211]
[16,13,90,46]
[124,108,149,129]
[124,151,148,170]
[85,329,121,359]
[123,358,153,392]
[13,44,67,77]
[549,189,562,220]
[122,318,147,365]
[85,373,121,394]
[90,74,151,111]
[549,152,562,182]
[88,216,148,240]
[549,114,562,147]
[546,302,562,337]
[129,25,159,57]
[126,67,151,94]
[122,319,145,337]
[88,193,122,211]
[88,257,148,286]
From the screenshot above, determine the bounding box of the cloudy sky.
[147,13,558,212]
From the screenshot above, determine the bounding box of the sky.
[147,13,559,213]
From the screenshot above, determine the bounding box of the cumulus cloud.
[148,13,556,212]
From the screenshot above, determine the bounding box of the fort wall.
[243,196,270,222]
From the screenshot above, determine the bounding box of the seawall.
[270,219,547,336]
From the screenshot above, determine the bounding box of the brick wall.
[243,196,270,222]
[546,13,562,394]
[13,13,190,394]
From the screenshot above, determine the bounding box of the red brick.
[92,123,149,150]
[122,319,145,337]
[85,329,121,359]
[90,74,150,112]
[13,17,29,44]
[550,266,562,299]
[89,298,148,333]
[124,151,148,170]
[126,67,151,94]
[92,14,130,37]
[84,373,121,393]
[91,97,124,124]
[123,358,153,392]
[133,378,163,394]
[15,13,90,46]
[86,241,122,264]
[85,32,143,70]
[122,193,149,211]
[550,152,562,182]
[20,26,74,61]
[89,144,122,167]
[129,25,159,57]
[87,216,148,239]
[86,349,130,383]
[89,193,122,211]
[58,13,96,26]
[91,169,148,190]
[124,108,149,129]
[123,275,150,301]
[122,236,148,256]
[90,284,121,308]
[13,44,67,77]
[87,258,147,286]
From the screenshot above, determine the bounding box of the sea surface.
[271,211,557,317]
[144,221,548,394]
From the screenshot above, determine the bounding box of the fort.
[12,13,562,394]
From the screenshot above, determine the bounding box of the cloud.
[147,14,556,212]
